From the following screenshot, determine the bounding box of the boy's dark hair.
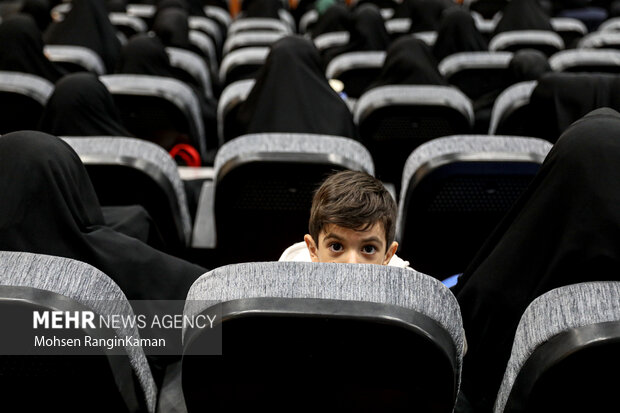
[309,170,397,246]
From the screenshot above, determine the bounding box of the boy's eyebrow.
[360,236,384,245]
[322,233,343,242]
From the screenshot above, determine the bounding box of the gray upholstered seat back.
[0,251,157,412]
[184,261,465,373]
[63,136,192,245]
[494,281,620,413]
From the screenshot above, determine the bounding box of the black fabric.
[528,72,620,142]
[43,0,122,73]
[493,0,553,36]
[0,130,206,302]
[241,0,282,18]
[368,36,447,91]
[0,13,65,83]
[152,7,193,49]
[235,35,357,139]
[310,3,351,38]
[454,107,620,413]
[116,33,200,89]
[507,48,551,83]
[20,0,53,32]
[39,72,132,137]
[432,7,488,62]
[322,3,390,64]
[101,205,166,250]
[394,0,455,32]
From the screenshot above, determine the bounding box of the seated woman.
[432,7,488,63]
[234,35,357,140]
[454,107,620,412]
[39,72,132,137]
[0,13,65,83]
[367,35,447,91]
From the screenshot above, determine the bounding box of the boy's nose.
[342,251,361,264]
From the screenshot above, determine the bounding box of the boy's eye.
[328,242,343,252]
[362,245,377,254]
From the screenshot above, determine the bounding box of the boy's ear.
[304,234,320,262]
[382,241,399,265]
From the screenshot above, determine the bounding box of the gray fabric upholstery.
[63,136,192,244]
[396,134,552,238]
[183,261,464,376]
[578,31,620,48]
[489,30,565,52]
[313,31,350,51]
[109,13,148,33]
[213,133,375,177]
[228,18,292,36]
[494,281,620,413]
[216,79,255,145]
[0,71,54,104]
[385,18,411,35]
[223,31,286,55]
[299,9,318,34]
[204,6,232,28]
[549,49,620,72]
[166,47,213,99]
[353,85,475,127]
[218,47,269,84]
[188,30,218,74]
[413,31,437,46]
[99,74,206,157]
[126,4,155,18]
[325,51,386,79]
[0,250,157,413]
[439,51,513,78]
[43,45,106,75]
[472,11,499,33]
[488,80,538,135]
[599,16,620,32]
[189,16,223,49]
[550,17,587,36]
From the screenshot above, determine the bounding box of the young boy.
[280,170,411,268]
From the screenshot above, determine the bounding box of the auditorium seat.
[189,30,219,75]
[313,31,350,54]
[64,137,193,250]
[397,134,551,279]
[299,9,318,34]
[166,47,215,99]
[227,17,293,36]
[413,31,438,46]
[439,51,513,101]
[44,45,106,75]
[550,17,588,48]
[489,30,565,56]
[578,31,620,49]
[189,16,224,54]
[548,48,620,73]
[100,74,208,160]
[0,251,156,413]
[216,78,255,144]
[206,133,374,265]
[182,261,464,412]
[109,12,147,39]
[0,71,53,134]
[218,47,269,87]
[222,30,286,55]
[385,18,411,40]
[494,281,620,413]
[488,80,538,135]
[325,51,386,99]
[354,84,474,188]
[598,16,620,32]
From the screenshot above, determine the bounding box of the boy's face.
[304,222,398,265]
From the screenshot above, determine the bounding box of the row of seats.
[28,132,551,278]
[2,251,617,412]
